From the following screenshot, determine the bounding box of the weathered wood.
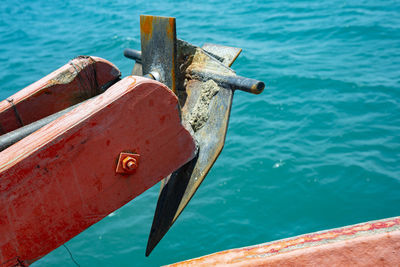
[0,56,120,134]
[167,217,400,267]
[0,76,196,266]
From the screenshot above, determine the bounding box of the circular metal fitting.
[149,71,161,82]
[122,156,138,171]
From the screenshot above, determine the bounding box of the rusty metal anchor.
[124,15,265,256]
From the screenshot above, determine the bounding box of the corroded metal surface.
[124,45,265,95]
[140,15,177,93]
[124,48,143,76]
[146,43,243,256]
[202,43,242,67]
[125,18,265,256]
[167,217,400,266]
[189,70,264,95]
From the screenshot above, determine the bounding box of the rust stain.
[167,17,175,40]
[171,53,176,94]
[170,17,176,94]
[140,15,154,40]
[228,48,242,67]
[251,83,263,94]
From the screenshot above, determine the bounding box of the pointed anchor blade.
[146,43,242,256]
[146,156,198,256]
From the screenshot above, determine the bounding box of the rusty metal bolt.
[122,156,138,171]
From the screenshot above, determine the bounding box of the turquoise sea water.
[1,0,400,266]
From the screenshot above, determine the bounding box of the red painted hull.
[0,75,196,266]
[169,217,400,266]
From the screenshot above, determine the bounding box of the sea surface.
[1,0,400,266]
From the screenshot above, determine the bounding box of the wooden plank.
[0,56,120,134]
[167,217,400,267]
[0,76,196,266]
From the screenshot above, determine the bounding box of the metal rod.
[123,48,142,63]
[123,46,225,64]
[124,48,265,94]
[0,103,80,152]
[189,70,265,94]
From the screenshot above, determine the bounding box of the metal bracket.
[116,152,140,174]
[140,15,177,94]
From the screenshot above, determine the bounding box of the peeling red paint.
[168,217,400,266]
[0,76,196,266]
[0,57,120,134]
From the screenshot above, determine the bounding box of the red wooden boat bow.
[0,15,267,266]
[1,14,398,267]
[0,76,196,266]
